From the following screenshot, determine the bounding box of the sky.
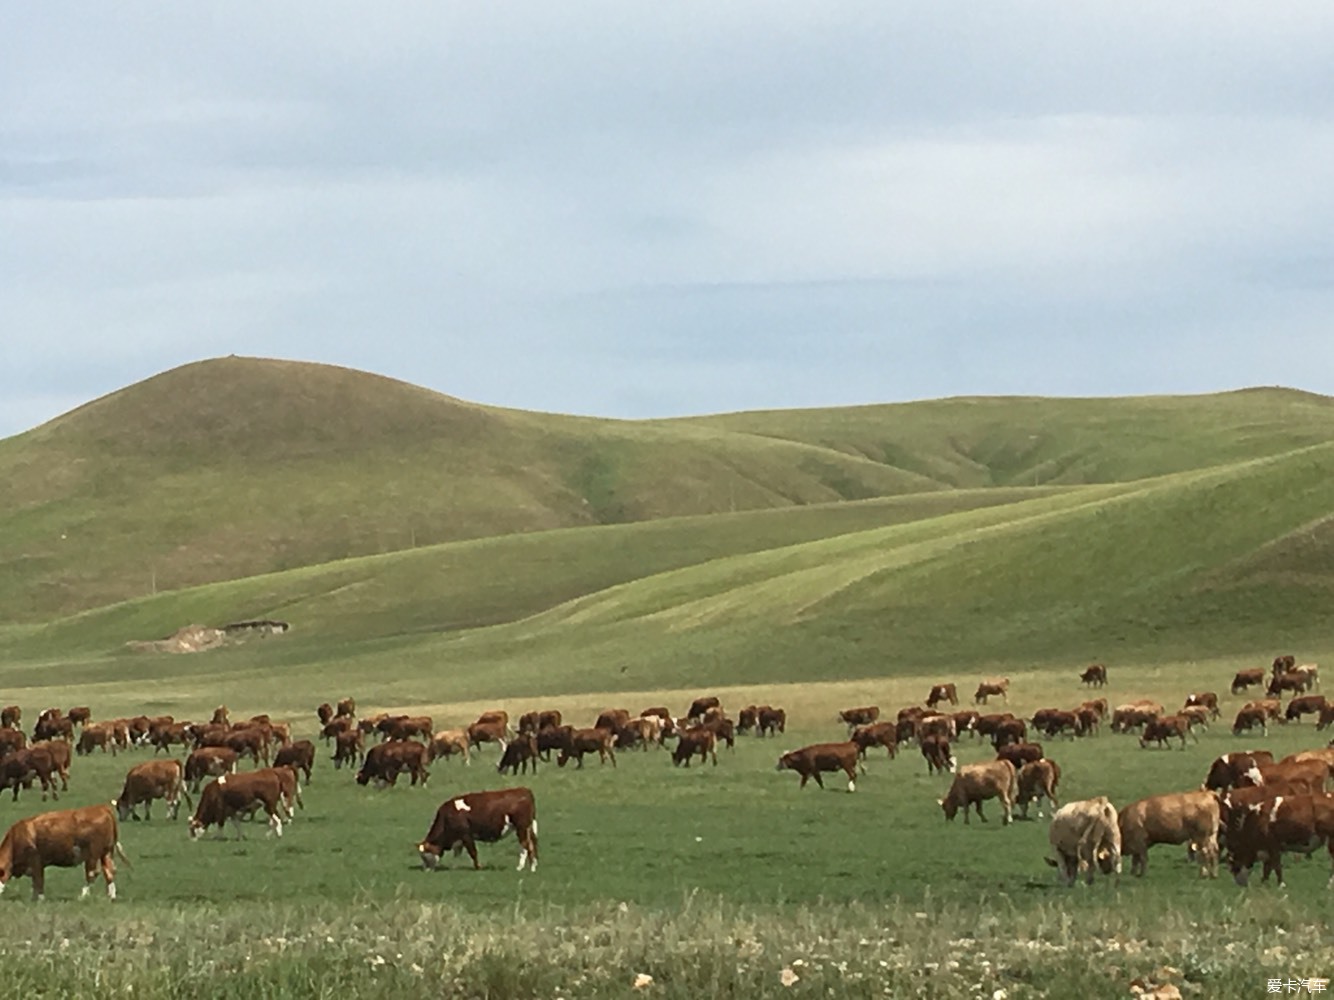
[5,3,1334,438]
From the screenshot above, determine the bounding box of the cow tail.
[115,841,134,869]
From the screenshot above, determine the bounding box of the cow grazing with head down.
[920,734,956,776]
[672,728,717,768]
[0,804,127,900]
[356,741,430,789]
[273,740,316,785]
[989,717,1028,748]
[497,734,540,775]
[1140,715,1195,750]
[1118,790,1220,878]
[1269,671,1314,697]
[940,760,1017,825]
[418,787,538,872]
[1232,706,1271,737]
[1079,664,1108,687]
[1231,668,1266,696]
[1044,797,1121,886]
[996,742,1044,773]
[1286,694,1328,723]
[775,742,863,792]
[427,729,469,766]
[926,684,958,709]
[1203,750,1275,792]
[974,678,1009,705]
[115,760,192,822]
[188,770,287,840]
[850,722,898,760]
[555,728,616,769]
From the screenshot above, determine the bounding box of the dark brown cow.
[184,747,238,792]
[838,706,880,732]
[188,770,286,839]
[990,717,1028,748]
[356,741,430,788]
[497,734,540,775]
[1140,715,1194,750]
[1183,691,1220,720]
[920,734,956,776]
[1231,668,1266,695]
[518,710,562,734]
[1016,758,1062,819]
[1318,704,1334,731]
[974,678,1009,705]
[1203,750,1275,792]
[672,728,717,768]
[1273,654,1297,675]
[951,710,980,737]
[379,716,434,742]
[222,727,270,766]
[316,703,335,727]
[996,741,1044,772]
[1285,694,1328,723]
[1079,663,1108,687]
[115,759,192,821]
[1031,709,1078,740]
[555,728,616,769]
[776,742,862,791]
[418,787,538,872]
[926,684,958,709]
[594,709,631,733]
[1079,698,1109,720]
[273,740,316,785]
[850,722,898,759]
[0,728,27,760]
[32,715,73,743]
[333,728,366,770]
[737,705,760,734]
[613,719,656,751]
[699,715,736,749]
[1233,706,1270,737]
[0,747,60,801]
[757,707,786,737]
[974,713,1017,742]
[1,706,20,729]
[66,707,91,729]
[686,697,720,722]
[1269,671,1313,697]
[1074,707,1101,737]
[1227,792,1334,888]
[1110,705,1160,733]
[0,804,126,900]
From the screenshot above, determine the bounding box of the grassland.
[2,361,1333,996]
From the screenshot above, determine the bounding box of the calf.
[920,734,956,776]
[850,722,898,760]
[0,804,126,900]
[1079,664,1107,687]
[188,770,286,839]
[1118,790,1220,878]
[497,734,540,775]
[184,747,239,792]
[418,787,538,872]
[926,683,958,709]
[775,742,863,792]
[1044,797,1121,886]
[939,760,1017,824]
[115,759,192,821]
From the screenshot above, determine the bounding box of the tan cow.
[0,804,127,900]
[115,759,192,821]
[939,760,1017,825]
[1044,797,1121,886]
[428,729,470,766]
[1016,758,1061,819]
[775,742,863,792]
[973,678,1010,705]
[1118,790,1220,877]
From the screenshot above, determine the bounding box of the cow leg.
[813,772,825,790]
[709,749,717,766]
[464,838,480,870]
[31,865,45,901]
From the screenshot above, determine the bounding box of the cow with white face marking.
[417,787,538,872]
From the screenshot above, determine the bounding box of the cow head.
[938,795,959,821]
[775,752,796,772]
[418,842,441,870]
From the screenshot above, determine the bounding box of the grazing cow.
[926,683,958,709]
[1273,654,1297,675]
[1295,663,1320,689]
[332,728,366,770]
[418,787,538,872]
[1079,698,1109,720]
[1031,709,1078,740]
[1016,759,1061,819]
[737,706,760,734]
[917,714,957,743]
[1118,790,1221,877]
[466,719,509,754]
[335,697,356,718]
[1203,751,1276,792]
[974,678,1009,705]
[1236,758,1329,795]
[1044,797,1121,886]
[356,741,430,788]
[150,722,192,755]
[1269,671,1314,697]
[757,706,786,737]
[974,713,1016,742]
[1231,668,1266,696]
[594,708,631,733]
[555,727,616,769]
[1111,705,1160,734]
[535,726,572,763]
[1079,663,1108,687]
[29,740,71,792]
[1,706,20,729]
[672,728,717,768]
[378,715,434,742]
[1285,694,1328,723]
[837,706,880,732]
[0,747,61,801]
[686,697,720,723]
[222,727,270,766]
[950,710,980,737]
[183,747,239,792]
[1227,792,1334,888]
[1232,706,1270,737]
[775,742,863,792]
[188,770,286,839]
[699,715,736,749]
[1140,715,1194,750]
[1317,704,1334,732]
[77,722,119,757]
[920,734,956,776]
[850,722,898,760]
[1183,692,1220,720]
[614,718,656,751]
[427,729,469,766]
[1074,707,1101,737]
[497,734,540,775]
[66,707,91,729]
[939,760,1017,825]
[273,740,316,785]
[989,717,1028,748]
[1179,705,1213,732]
[996,741,1045,772]
[0,804,126,900]
[115,760,192,821]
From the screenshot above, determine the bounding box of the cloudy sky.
[4,3,1334,438]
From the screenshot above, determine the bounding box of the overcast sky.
[4,4,1334,438]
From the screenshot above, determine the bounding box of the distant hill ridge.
[0,356,1330,623]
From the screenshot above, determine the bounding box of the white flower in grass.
[780,967,800,987]
[632,973,654,989]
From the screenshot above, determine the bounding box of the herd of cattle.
[1,656,1332,900]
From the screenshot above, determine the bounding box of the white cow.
[1045,797,1121,886]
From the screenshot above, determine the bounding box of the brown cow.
[1079,663,1108,687]
[850,722,898,760]
[1236,758,1329,795]
[210,705,230,726]
[427,729,469,766]
[1,706,20,729]
[997,741,1045,772]
[757,706,786,737]
[1016,758,1062,820]
[1273,654,1297,675]
[0,804,127,900]
[613,718,657,751]
[332,728,366,770]
[917,714,956,743]
[1231,668,1266,695]
[335,697,356,718]
[30,740,71,792]
[951,710,980,737]
[1111,704,1160,733]
[77,722,119,757]
[686,697,720,722]
[1227,792,1334,888]
[700,715,736,749]
[939,760,1017,824]
[1269,671,1314,697]
[926,684,958,709]
[519,710,562,734]
[775,742,863,792]
[0,747,61,801]
[1118,790,1220,877]
[150,722,192,755]
[66,707,91,729]
[184,747,239,792]
[1140,715,1194,750]
[379,716,434,742]
[222,727,270,766]
[672,728,717,768]
[1044,797,1121,886]
[1031,709,1078,740]
[316,703,335,727]
[737,705,760,734]
[838,706,880,732]
[0,728,26,760]
[418,787,538,872]
[1285,694,1328,723]
[1203,750,1275,792]
[1182,691,1220,720]
[273,740,316,785]
[974,678,1009,705]
[920,734,956,776]
[1179,705,1213,732]
[467,720,509,754]
[188,770,286,839]
[115,759,192,821]
[1232,706,1270,737]
[594,709,632,733]
[989,717,1027,748]
[356,741,430,788]
[555,728,616,769]
[497,734,540,775]
[1317,704,1334,731]
[974,713,1017,742]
